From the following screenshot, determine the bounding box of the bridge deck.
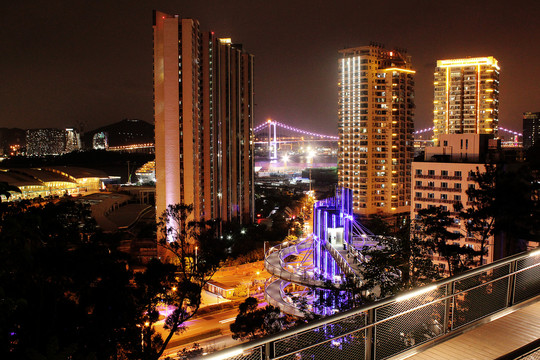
[398,299,540,360]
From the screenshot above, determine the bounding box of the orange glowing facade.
[433,57,500,142]
[153,11,254,230]
[338,45,415,216]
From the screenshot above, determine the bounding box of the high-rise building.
[153,11,254,232]
[338,44,415,216]
[433,57,500,142]
[523,112,540,149]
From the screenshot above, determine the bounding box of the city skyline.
[2,1,539,135]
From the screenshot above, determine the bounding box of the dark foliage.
[0,200,141,359]
[230,297,291,341]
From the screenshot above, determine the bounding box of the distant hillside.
[82,119,153,149]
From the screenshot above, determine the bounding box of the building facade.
[26,128,81,156]
[523,112,540,149]
[433,57,500,142]
[411,134,499,271]
[338,44,415,216]
[26,128,67,156]
[153,11,254,230]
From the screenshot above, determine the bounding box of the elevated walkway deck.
[264,239,325,288]
[399,299,540,360]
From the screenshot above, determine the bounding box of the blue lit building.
[312,188,375,284]
[264,188,377,316]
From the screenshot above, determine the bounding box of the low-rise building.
[0,167,108,201]
[411,133,499,271]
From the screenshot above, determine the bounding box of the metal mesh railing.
[452,263,511,329]
[225,346,263,360]
[514,254,540,304]
[273,312,366,358]
[276,328,366,360]
[203,249,540,360]
[374,287,446,360]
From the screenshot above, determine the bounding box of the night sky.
[2,0,539,135]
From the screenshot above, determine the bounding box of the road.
[158,307,240,358]
[157,294,267,358]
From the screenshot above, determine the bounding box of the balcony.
[413,197,459,205]
[205,249,540,360]
[414,185,462,193]
[415,174,462,181]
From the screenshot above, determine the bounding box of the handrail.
[264,237,326,288]
[202,248,540,360]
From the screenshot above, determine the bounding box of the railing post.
[443,282,453,333]
[365,308,375,360]
[506,260,517,308]
[264,341,272,360]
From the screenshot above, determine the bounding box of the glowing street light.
[282,154,289,164]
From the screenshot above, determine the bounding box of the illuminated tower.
[523,112,540,149]
[338,44,415,217]
[433,57,500,142]
[153,11,254,243]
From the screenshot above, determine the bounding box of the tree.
[0,200,141,359]
[360,219,439,299]
[142,204,227,359]
[462,163,538,261]
[460,164,497,266]
[135,259,178,359]
[415,205,477,276]
[230,297,290,341]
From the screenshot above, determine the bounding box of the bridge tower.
[267,119,278,160]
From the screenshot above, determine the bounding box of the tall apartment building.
[523,112,540,149]
[153,11,254,231]
[411,133,499,271]
[433,57,500,142]
[338,44,415,217]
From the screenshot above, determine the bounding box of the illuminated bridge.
[203,249,540,360]
[254,120,338,160]
[413,126,523,139]
[253,121,523,160]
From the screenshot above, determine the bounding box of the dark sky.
[2,0,539,135]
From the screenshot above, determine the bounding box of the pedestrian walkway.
[264,241,325,287]
[400,300,540,360]
[264,278,304,317]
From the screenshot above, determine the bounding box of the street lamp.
[248,271,261,298]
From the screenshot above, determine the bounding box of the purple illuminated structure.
[313,188,366,283]
[264,188,376,316]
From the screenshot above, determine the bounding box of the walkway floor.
[265,245,324,287]
[401,300,540,360]
[265,279,304,317]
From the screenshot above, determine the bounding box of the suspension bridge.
[253,120,338,160]
[254,120,522,159]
